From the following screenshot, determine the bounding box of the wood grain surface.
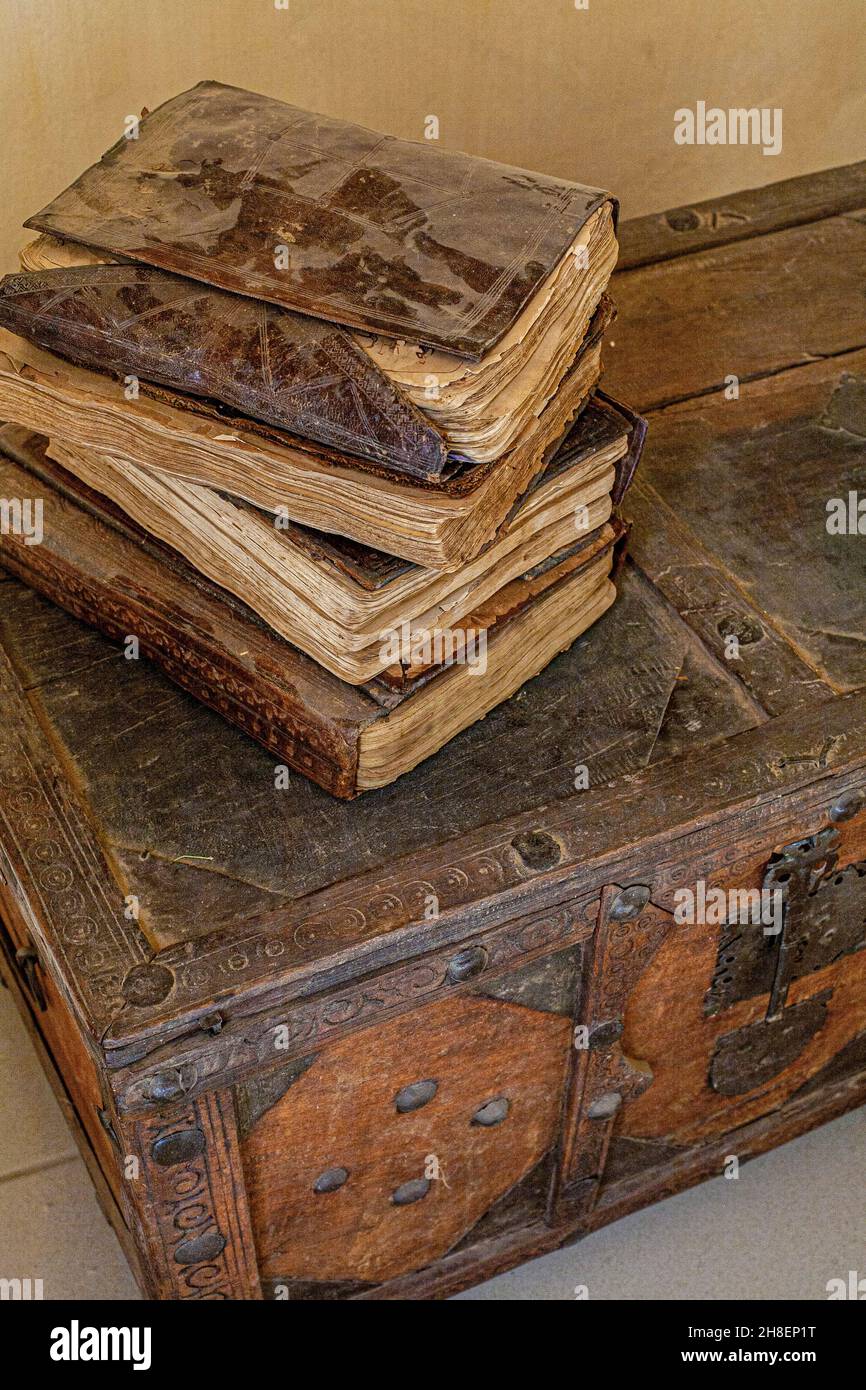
[242,992,571,1285]
[2,161,866,1300]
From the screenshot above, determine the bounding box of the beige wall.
[1,0,864,270]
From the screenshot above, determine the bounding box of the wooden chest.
[1,163,865,1300]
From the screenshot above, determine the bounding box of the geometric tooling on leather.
[238,991,571,1285]
[709,990,832,1096]
[704,830,866,1016]
[0,266,447,477]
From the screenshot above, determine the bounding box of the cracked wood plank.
[99,686,866,1064]
[617,160,866,269]
[625,349,866,695]
[606,211,866,411]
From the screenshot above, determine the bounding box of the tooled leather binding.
[0,264,447,479]
[25,81,614,359]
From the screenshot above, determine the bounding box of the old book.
[13,202,617,472]
[18,81,618,472]
[38,393,637,683]
[0,300,610,570]
[0,425,622,794]
[24,81,618,362]
[0,262,449,480]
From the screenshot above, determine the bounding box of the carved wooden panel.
[0,900,122,1203]
[111,899,597,1112]
[119,1090,262,1300]
[555,886,672,1205]
[0,643,149,1037]
[239,990,572,1287]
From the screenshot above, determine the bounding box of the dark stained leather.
[25,81,613,359]
[582,392,647,506]
[0,264,447,479]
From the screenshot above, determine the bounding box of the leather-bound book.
[9,197,617,478]
[23,80,617,355]
[7,79,618,484]
[1,82,622,564]
[0,298,611,570]
[0,425,634,797]
[39,394,641,683]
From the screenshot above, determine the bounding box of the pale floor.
[1,985,863,1302]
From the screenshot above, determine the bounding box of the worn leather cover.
[586,392,647,506]
[25,81,613,359]
[0,264,447,479]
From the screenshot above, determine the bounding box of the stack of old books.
[0,81,644,797]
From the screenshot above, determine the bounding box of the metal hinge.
[96,1105,121,1152]
[0,906,49,1013]
[14,943,47,1012]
